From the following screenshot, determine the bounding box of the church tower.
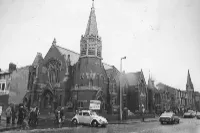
[80,0,102,59]
[186,69,195,110]
[73,0,108,111]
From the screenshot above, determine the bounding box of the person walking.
[141,104,145,122]
[11,105,16,124]
[60,107,65,123]
[0,105,2,122]
[5,106,12,124]
[17,104,25,125]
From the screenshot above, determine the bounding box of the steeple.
[80,0,102,59]
[186,69,194,91]
[52,38,56,45]
[84,0,98,36]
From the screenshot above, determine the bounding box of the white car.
[71,110,108,127]
[183,110,196,118]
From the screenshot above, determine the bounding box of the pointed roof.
[84,0,98,36]
[126,72,141,86]
[103,63,113,71]
[52,38,56,45]
[186,69,194,90]
[32,52,44,66]
[55,45,80,66]
[148,78,154,89]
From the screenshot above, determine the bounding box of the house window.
[59,95,62,106]
[77,101,84,108]
[2,83,5,91]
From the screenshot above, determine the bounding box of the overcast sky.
[0,0,200,91]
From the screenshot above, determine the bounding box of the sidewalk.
[0,116,21,132]
[109,117,159,124]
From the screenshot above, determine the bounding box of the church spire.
[84,0,98,36]
[80,0,102,59]
[92,0,94,9]
[186,69,194,90]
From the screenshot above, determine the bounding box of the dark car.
[159,112,180,124]
[196,112,200,119]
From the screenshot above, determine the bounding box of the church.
[24,1,129,114]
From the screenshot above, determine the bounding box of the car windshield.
[90,111,97,116]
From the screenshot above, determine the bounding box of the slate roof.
[54,44,117,70]
[103,63,113,70]
[156,82,176,94]
[125,72,141,86]
[84,4,98,36]
[55,45,80,66]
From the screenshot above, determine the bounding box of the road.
[3,118,200,133]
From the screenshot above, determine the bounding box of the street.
[3,118,200,133]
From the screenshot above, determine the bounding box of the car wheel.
[72,119,78,125]
[91,120,98,127]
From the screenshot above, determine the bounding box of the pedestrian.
[11,105,16,124]
[17,104,25,125]
[5,106,12,124]
[60,107,65,123]
[0,105,2,122]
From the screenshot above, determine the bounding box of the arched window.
[46,58,61,84]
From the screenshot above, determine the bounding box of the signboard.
[89,100,101,110]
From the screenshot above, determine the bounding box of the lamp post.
[120,56,126,121]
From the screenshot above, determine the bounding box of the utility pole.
[120,56,126,121]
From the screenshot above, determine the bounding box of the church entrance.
[40,89,54,113]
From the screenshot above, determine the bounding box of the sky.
[0,0,200,91]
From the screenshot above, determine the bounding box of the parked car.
[183,110,196,118]
[71,110,108,127]
[159,112,180,124]
[196,112,200,119]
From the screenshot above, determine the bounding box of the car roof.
[80,110,91,112]
[161,112,173,116]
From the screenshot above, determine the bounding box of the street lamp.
[120,56,126,121]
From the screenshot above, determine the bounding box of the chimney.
[9,63,17,73]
